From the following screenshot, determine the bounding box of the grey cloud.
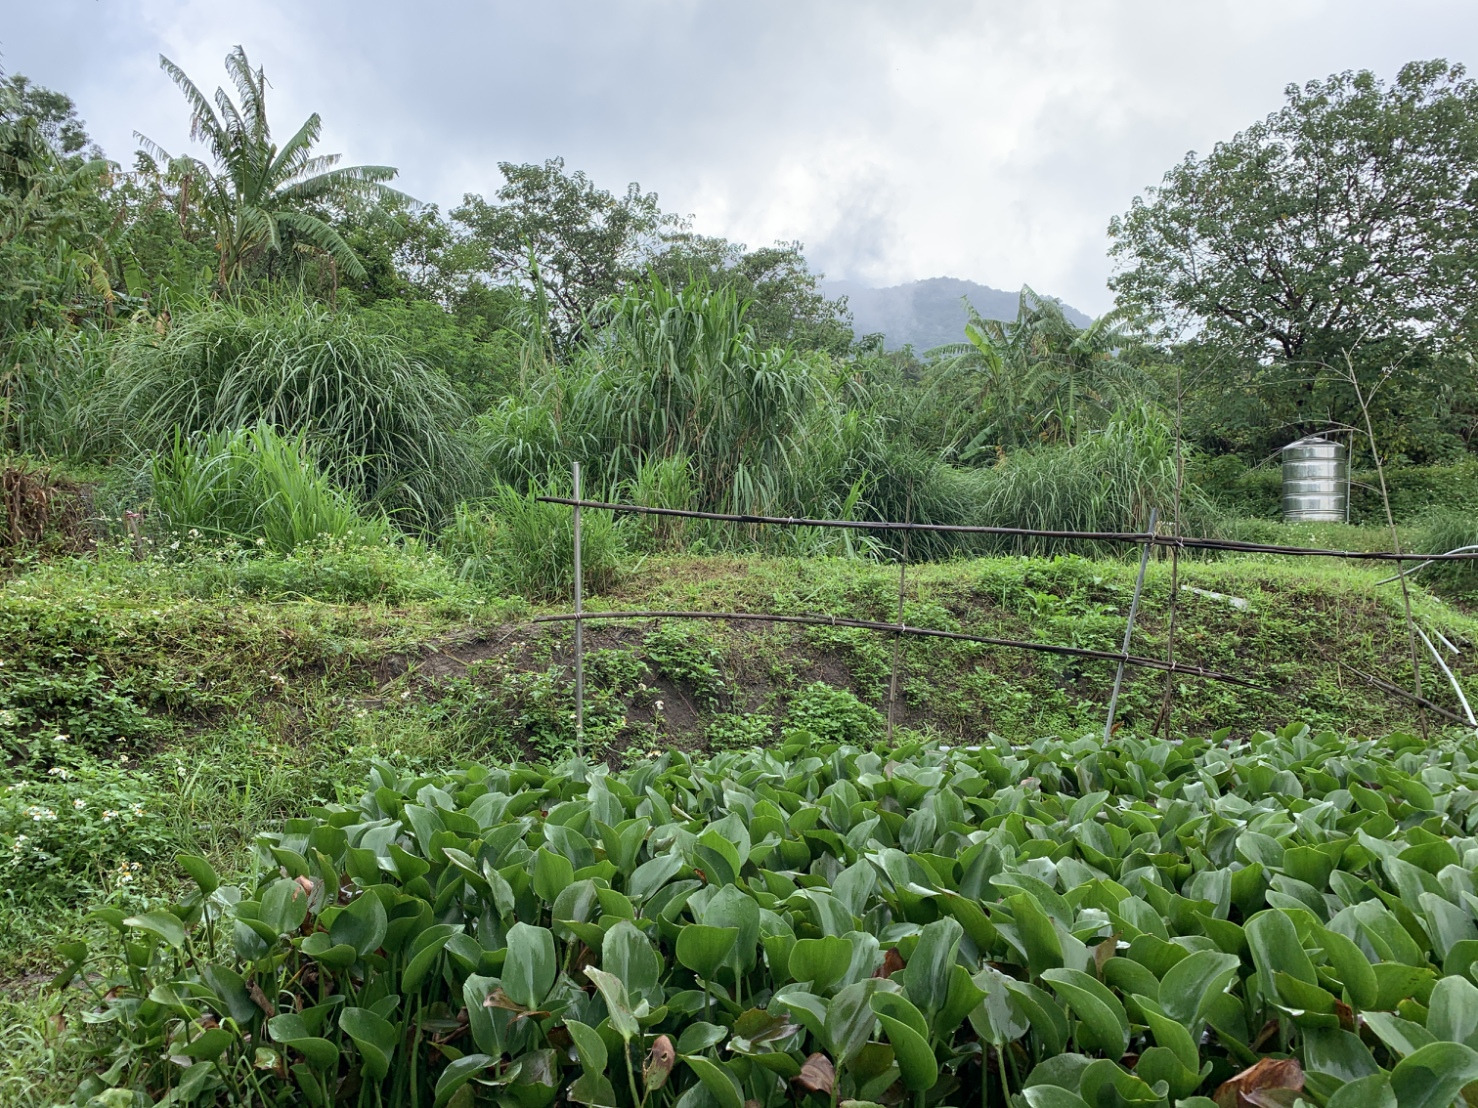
[5,0,1477,316]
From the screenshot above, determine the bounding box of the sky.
[4,0,1476,316]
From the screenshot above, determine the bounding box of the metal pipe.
[1105,508,1158,740]
[1373,546,1478,586]
[1417,628,1476,727]
[535,496,1478,562]
[572,462,584,756]
[529,608,1266,690]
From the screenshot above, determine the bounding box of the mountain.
[820,277,1093,352]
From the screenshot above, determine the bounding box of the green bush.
[441,486,622,601]
[972,407,1215,554]
[149,425,389,553]
[61,724,1478,1107]
[1204,458,1478,524]
[98,299,473,526]
[1413,507,1478,604]
[784,680,883,743]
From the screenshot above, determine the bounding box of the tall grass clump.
[477,275,889,548]
[972,405,1212,554]
[98,298,472,526]
[1414,507,1478,603]
[0,327,104,459]
[149,425,389,552]
[438,484,621,600]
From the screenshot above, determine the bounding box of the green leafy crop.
[59,724,1478,1106]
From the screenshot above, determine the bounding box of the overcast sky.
[5,0,1475,315]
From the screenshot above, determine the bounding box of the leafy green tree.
[926,289,1148,457]
[451,158,678,349]
[1,73,93,157]
[139,46,404,287]
[650,235,853,354]
[1109,59,1478,459]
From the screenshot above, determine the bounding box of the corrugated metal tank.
[1281,437,1348,523]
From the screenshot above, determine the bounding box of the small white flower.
[169,541,179,550]
[188,529,200,539]
[654,700,665,711]
[400,691,410,700]
[256,537,267,546]
[73,799,86,810]
[47,767,70,779]
[176,763,187,779]
[130,803,145,817]
[101,810,118,822]
[53,733,68,743]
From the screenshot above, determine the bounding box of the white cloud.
[6,0,1475,315]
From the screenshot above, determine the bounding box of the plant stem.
[1347,353,1428,740]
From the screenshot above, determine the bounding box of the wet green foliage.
[60,724,1478,1106]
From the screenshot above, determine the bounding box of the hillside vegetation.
[3,44,1478,1108]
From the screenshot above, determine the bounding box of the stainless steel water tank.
[1281,437,1348,522]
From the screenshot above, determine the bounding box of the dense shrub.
[149,425,389,553]
[1203,458,1478,524]
[438,486,622,600]
[60,725,1478,1106]
[97,299,473,527]
[1414,507,1478,604]
[970,407,1215,553]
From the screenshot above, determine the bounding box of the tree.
[451,158,678,349]
[1109,60,1478,458]
[925,289,1147,457]
[139,46,404,287]
[1,74,92,157]
[650,235,854,354]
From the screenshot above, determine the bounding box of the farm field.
[2,539,1477,1105]
[5,25,1478,1107]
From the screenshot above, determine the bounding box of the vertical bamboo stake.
[1105,507,1158,742]
[572,462,585,757]
[887,486,912,745]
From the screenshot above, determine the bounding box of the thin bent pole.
[1105,508,1158,741]
[535,496,1478,562]
[572,462,585,757]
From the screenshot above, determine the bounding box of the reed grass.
[98,298,472,527]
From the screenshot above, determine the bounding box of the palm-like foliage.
[138,47,403,286]
[928,287,1150,455]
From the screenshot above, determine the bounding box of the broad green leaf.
[824,979,881,1065]
[683,1056,743,1108]
[503,923,556,1009]
[585,966,639,1041]
[675,924,738,982]
[533,847,575,905]
[177,853,220,895]
[1041,969,1129,1060]
[329,892,387,957]
[124,910,185,950]
[1426,974,1478,1048]
[1157,948,1241,1026]
[877,1012,937,1091]
[339,1007,398,1082]
[434,1054,494,1108]
[1389,1041,1478,1108]
[789,936,853,993]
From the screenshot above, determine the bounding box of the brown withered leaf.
[874,948,905,979]
[644,1035,676,1092]
[247,979,275,1018]
[794,1052,836,1096]
[1093,933,1122,978]
[1213,1057,1305,1108]
[481,987,548,1021]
